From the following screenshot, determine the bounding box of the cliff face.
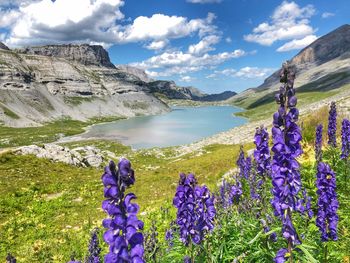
[0,45,169,127]
[19,44,116,68]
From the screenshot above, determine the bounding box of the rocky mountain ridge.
[0,43,169,127]
[229,24,350,108]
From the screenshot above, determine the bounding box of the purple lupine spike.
[244,156,252,180]
[341,119,350,160]
[254,126,271,177]
[228,176,243,205]
[101,159,145,263]
[315,124,323,163]
[237,146,245,178]
[316,162,339,241]
[144,220,159,262]
[86,228,101,263]
[219,179,231,208]
[173,173,216,247]
[327,102,337,147]
[271,63,304,261]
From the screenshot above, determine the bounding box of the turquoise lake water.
[77,106,247,149]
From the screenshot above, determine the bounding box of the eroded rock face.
[20,44,115,68]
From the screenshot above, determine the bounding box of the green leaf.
[298,244,319,263]
[248,230,263,245]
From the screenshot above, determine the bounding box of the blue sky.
[0,0,349,93]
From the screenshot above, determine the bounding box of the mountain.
[0,44,169,127]
[115,65,153,83]
[229,24,350,108]
[0,42,9,51]
[147,80,236,101]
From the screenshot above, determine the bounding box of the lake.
[67,106,247,149]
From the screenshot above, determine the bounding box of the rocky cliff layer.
[0,45,169,127]
[19,44,116,68]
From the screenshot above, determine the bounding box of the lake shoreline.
[56,105,248,149]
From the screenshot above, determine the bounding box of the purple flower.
[219,179,231,208]
[260,218,277,242]
[244,156,252,180]
[228,178,242,205]
[237,146,245,178]
[274,248,289,263]
[254,126,271,177]
[316,162,339,241]
[271,63,304,254]
[341,119,350,160]
[144,221,159,262]
[315,124,323,163]
[86,228,101,263]
[173,173,216,246]
[327,102,337,147]
[101,159,145,263]
[6,254,16,263]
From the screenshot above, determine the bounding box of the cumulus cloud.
[135,49,246,77]
[244,1,316,46]
[321,12,335,19]
[187,0,222,3]
[180,75,195,82]
[207,67,275,79]
[0,0,217,48]
[188,35,220,55]
[276,34,317,52]
[145,40,168,50]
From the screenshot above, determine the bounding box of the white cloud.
[120,13,216,43]
[0,9,21,28]
[276,34,317,52]
[180,75,195,82]
[145,40,168,50]
[1,0,217,48]
[321,12,335,19]
[187,0,222,3]
[188,35,220,55]
[244,1,316,46]
[207,67,275,79]
[135,49,246,77]
[225,37,232,43]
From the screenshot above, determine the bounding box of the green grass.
[0,116,124,148]
[63,96,95,106]
[235,90,338,121]
[0,142,245,262]
[0,105,20,119]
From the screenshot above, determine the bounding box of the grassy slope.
[0,141,244,262]
[233,84,350,121]
[0,116,123,148]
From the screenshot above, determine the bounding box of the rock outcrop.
[14,144,115,167]
[116,65,153,83]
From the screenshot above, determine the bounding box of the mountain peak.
[19,44,115,68]
[291,24,350,67]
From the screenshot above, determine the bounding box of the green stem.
[324,242,328,263]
